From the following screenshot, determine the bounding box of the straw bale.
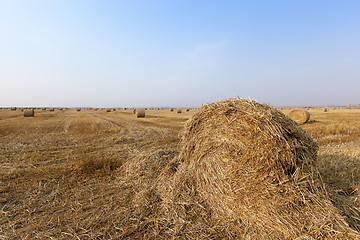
[170,108,174,111]
[176,108,182,113]
[106,109,111,112]
[136,108,145,118]
[77,108,81,112]
[49,108,54,112]
[156,98,359,239]
[24,109,34,117]
[11,107,16,111]
[289,109,310,124]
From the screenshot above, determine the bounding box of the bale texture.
[136,108,145,118]
[24,109,34,117]
[156,98,359,239]
[289,109,310,124]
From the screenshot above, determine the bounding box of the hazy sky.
[1,0,359,108]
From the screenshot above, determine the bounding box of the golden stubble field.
[0,107,360,239]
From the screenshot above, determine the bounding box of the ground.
[0,107,359,239]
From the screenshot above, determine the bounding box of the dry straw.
[289,109,310,124]
[136,108,145,118]
[23,109,34,117]
[156,98,359,239]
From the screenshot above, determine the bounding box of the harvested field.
[1,104,360,239]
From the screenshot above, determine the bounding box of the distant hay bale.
[156,98,359,239]
[11,107,16,111]
[77,108,81,112]
[289,109,310,124]
[113,108,116,111]
[186,108,190,112]
[322,107,328,112]
[176,108,182,113]
[106,109,111,112]
[135,108,145,118]
[24,109,34,117]
[49,108,54,112]
[170,108,174,112]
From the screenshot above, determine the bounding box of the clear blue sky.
[1,0,359,107]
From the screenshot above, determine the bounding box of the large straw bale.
[156,98,359,239]
[136,108,145,118]
[23,109,34,117]
[289,109,310,124]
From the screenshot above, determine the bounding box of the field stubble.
[0,107,359,239]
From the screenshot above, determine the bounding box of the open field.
[1,107,360,239]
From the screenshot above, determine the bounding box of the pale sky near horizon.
[1,0,359,108]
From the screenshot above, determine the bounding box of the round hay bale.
[77,108,81,112]
[106,109,111,112]
[170,108,174,112]
[113,108,116,111]
[186,108,190,112]
[49,108,54,112]
[176,108,182,113]
[136,108,145,118]
[11,107,16,111]
[289,109,310,124]
[322,107,328,112]
[24,109,34,117]
[156,98,358,239]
